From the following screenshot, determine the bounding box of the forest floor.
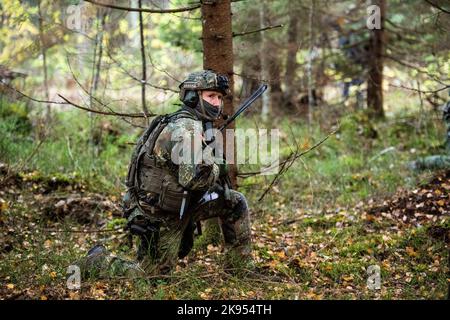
[0,161,449,300]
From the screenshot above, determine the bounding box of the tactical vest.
[125,109,197,214]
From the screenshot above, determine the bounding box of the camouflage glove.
[218,162,229,177]
[219,163,229,177]
[219,169,233,206]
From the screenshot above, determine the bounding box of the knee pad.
[228,191,248,221]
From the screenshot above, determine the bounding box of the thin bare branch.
[85,0,201,14]
[41,227,123,234]
[58,94,153,118]
[232,24,284,37]
[65,55,150,127]
[424,0,450,14]
[0,81,65,105]
[384,54,450,86]
[257,129,337,202]
[389,83,450,94]
[105,49,178,92]
[147,52,182,83]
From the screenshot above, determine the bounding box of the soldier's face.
[201,90,223,107]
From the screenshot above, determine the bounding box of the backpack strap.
[125,115,165,189]
[124,108,198,213]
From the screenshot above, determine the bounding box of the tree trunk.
[240,57,261,114]
[284,8,300,108]
[201,0,236,186]
[90,9,107,101]
[307,0,315,126]
[138,0,149,117]
[268,47,282,115]
[128,0,139,48]
[201,0,235,243]
[37,0,51,125]
[367,0,386,119]
[259,0,270,122]
[89,8,107,157]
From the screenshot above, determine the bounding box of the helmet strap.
[218,100,224,117]
[198,90,211,120]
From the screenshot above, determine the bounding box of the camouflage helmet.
[178,69,229,101]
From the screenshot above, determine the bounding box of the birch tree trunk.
[38,0,51,125]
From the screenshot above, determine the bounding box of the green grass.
[1,97,449,299]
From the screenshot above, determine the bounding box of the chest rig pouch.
[138,153,187,213]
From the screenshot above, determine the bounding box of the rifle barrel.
[219,84,268,132]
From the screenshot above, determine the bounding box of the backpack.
[124,110,197,215]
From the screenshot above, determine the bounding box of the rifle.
[218,84,268,133]
[179,84,268,220]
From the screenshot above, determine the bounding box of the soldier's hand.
[218,162,229,177]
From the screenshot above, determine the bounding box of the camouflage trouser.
[409,101,450,171]
[78,187,252,278]
[409,155,450,171]
[76,245,145,279]
[137,188,252,275]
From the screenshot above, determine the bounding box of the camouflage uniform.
[410,93,450,171]
[128,108,252,275]
[78,70,252,278]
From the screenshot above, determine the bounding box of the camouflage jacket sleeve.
[153,117,219,191]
